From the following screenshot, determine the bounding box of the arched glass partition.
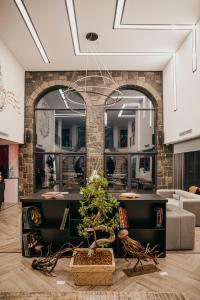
[104,88,156,192]
[34,87,86,192]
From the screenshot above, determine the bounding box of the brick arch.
[103,81,162,133]
[20,71,172,197]
[26,80,88,108]
[104,80,162,111]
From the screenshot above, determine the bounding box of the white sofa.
[166,204,195,250]
[157,189,200,226]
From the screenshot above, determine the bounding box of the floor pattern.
[0,204,200,300]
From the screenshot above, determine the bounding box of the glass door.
[35,153,86,193]
[61,154,85,192]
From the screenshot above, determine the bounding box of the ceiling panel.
[75,0,190,53]
[123,0,200,24]
[0,0,198,71]
[24,0,73,65]
[0,0,42,68]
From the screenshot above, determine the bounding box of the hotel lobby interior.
[0,0,200,299]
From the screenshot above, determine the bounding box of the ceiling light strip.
[118,104,125,117]
[173,54,177,111]
[112,96,145,99]
[55,114,85,117]
[142,97,146,118]
[114,0,124,28]
[59,89,69,109]
[14,0,50,63]
[78,52,173,56]
[114,0,194,31]
[149,102,152,127]
[115,24,194,31]
[104,112,107,126]
[192,26,197,72]
[118,103,139,118]
[66,0,80,55]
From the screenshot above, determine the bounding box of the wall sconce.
[158,131,164,146]
[25,129,32,144]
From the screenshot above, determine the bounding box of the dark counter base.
[20,193,167,258]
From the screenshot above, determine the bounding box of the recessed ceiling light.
[14,0,50,64]
[86,32,98,42]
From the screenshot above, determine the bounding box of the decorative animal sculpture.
[118,229,162,271]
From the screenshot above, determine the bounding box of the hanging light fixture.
[61,32,124,110]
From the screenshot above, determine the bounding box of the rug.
[0,291,187,300]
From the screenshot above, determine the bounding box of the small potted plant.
[70,170,119,286]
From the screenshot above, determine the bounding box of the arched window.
[104,87,156,192]
[34,87,86,192]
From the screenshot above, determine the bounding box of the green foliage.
[78,171,120,241]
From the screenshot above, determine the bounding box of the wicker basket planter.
[70,248,115,286]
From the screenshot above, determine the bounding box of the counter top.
[20,192,167,203]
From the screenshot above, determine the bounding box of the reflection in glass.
[104,88,156,193]
[62,155,85,192]
[131,155,155,191]
[34,88,86,193]
[106,156,128,191]
[35,153,60,192]
[119,129,128,147]
[105,89,155,153]
[35,153,85,193]
[105,154,155,193]
[35,88,86,153]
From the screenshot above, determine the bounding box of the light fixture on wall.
[25,129,32,144]
[158,131,164,146]
[14,0,50,64]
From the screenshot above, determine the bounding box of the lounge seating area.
[156,189,200,251]
[157,189,200,226]
[166,204,195,250]
[1,0,200,299]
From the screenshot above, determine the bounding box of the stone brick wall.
[19,71,173,196]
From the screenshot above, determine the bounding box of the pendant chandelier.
[61,32,124,112]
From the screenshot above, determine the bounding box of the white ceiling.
[123,0,200,24]
[0,0,199,71]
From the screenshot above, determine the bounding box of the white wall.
[163,21,200,144]
[9,144,19,177]
[0,40,25,143]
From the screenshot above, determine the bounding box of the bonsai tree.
[78,170,119,256]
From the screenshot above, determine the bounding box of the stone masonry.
[19,71,173,196]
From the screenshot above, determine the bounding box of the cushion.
[159,191,174,198]
[176,190,199,199]
[167,198,180,207]
[189,185,200,195]
[173,193,180,200]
